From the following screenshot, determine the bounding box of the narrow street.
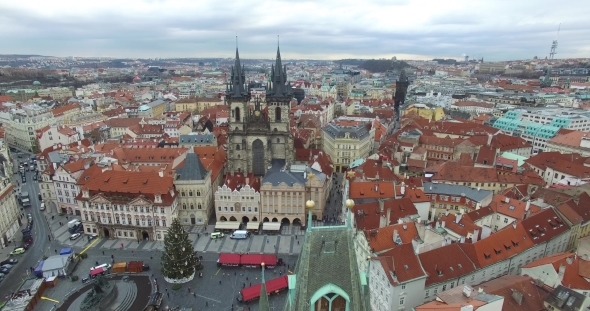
[0,152,54,297]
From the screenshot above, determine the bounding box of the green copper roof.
[285,227,369,311]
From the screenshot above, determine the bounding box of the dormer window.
[155,194,162,203]
[82,190,89,198]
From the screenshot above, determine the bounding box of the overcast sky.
[1,0,589,61]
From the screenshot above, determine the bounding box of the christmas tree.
[161,218,198,284]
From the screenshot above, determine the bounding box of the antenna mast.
[549,23,560,60]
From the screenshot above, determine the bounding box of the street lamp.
[305,200,315,230]
[345,199,355,228]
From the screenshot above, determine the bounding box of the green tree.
[161,218,197,283]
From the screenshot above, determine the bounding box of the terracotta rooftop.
[353,199,419,231]
[490,194,541,220]
[418,243,477,286]
[476,275,548,311]
[459,222,534,269]
[364,222,421,253]
[51,103,81,117]
[522,252,590,290]
[349,181,395,199]
[376,243,426,286]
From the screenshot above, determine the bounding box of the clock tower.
[226,45,294,176]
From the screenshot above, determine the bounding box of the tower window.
[235,107,241,122]
[236,144,240,150]
[275,107,281,121]
[276,138,280,143]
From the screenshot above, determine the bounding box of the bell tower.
[227,43,251,174]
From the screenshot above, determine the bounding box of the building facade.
[174,150,212,226]
[322,118,374,173]
[77,170,178,241]
[226,47,294,176]
[214,173,261,223]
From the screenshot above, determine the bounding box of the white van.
[90,263,112,271]
[230,230,250,239]
[39,202,45,211]
[210,232,224,239]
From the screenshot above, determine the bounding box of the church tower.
[227,47,251,174]
[226,44,294,176]
[394,69,409,107]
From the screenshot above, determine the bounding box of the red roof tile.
[418,244,477,286]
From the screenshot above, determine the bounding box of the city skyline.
[1,0,589,61]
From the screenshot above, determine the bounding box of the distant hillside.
[0,54,48,58]
[358,59,413,73]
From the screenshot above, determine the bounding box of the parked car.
[38,194,42,200]
[70,233,81,240]
[22,243,31,250]
[10,248,25,255]
[0,268,9,275]
[21,176,26,183]
[2,264,14,270]
[0,259,17,265]
[33,175,37,181]
[89,234,99,241]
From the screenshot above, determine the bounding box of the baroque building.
[174,149,212,226]
[226,47,294,176]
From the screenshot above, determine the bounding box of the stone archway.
[252,139,265,175]
[103,228,110,239]
[252,217,258,222]
[281,218,290,225]
[242,216,249,223]
[190,214,196,225]
[230,216,237,221]
[293,218,302,226]
[272,218,278,222]
[263,217,269,222]
[142,230,150,241]
[220,216,228,221]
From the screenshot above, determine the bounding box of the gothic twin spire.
[227,39,292,99]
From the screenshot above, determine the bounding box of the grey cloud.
[1,0,589,60]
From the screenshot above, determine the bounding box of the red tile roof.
[459,222,534,269]
[349,181,395,199]
[522,252,590,290]
[222,172,261,192]
[364,222,421,253]
[525,152,590,179]
[490,194,541,220]
[78,170,176,205]
[51,103,81,117]
[353,199,419,231]
[377,243,426,286]
[418,244,477,286]
[477,275,548,311]
[521,208,569,245]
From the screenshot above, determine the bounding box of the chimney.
[472,229,479,243]
[393,229,399,243]
[158,171,164,177]
[387,208,391,225]
[378,199,384,213]
[476,202,481,210]
[460,236,466,243]
[525,200,530,211]
[566,257,574,265]
[511,290,524,305]
[512,221,517,229]
[83,161,90,170]
[375,184,379,192]
[505,197,510,204]
[441,221,446,228]
[559,263,566,276]
[487,133,493,146]
[401,185,406,196]
[245,176,250,185]
[456,214,462,223]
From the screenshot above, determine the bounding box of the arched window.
[276,138,280,143]
[189,191,193,196]
[181,192,186,197]
[275,107,281,121]
[236,144,240,150]
[197,191,201,196]
[235,107,241,122]
[190,204,194,210]
[198,204,202,209]
[182,204,187,210]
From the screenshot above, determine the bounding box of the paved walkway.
[49,214,312,255]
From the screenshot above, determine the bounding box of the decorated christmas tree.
[161,218,198,284]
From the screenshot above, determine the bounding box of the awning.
[215,221,241,230]
[262,222,281,231]
[90,267,104,276]
[246,222,260,230]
